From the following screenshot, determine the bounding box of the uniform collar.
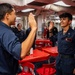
[0,21,11,29]
[61,27,72,35]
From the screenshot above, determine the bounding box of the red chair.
[36,62,56,75]
[44,41,53,48]
[35,41,44,50]
[18,62,35,75]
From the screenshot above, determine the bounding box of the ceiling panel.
[27,0,75,6]
[0,0,75,15]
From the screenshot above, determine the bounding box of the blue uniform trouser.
[56,56,75,75]
[0,73,16,75]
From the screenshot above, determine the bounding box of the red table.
[35,39,52,49]
[19,49,50,63]
[35,39,52,44]
[42,46,58,57]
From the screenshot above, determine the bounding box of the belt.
[59,54,74,58]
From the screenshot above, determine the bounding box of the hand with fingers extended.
[49,21,54,31]
[28,13,37,31]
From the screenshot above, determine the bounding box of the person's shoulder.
[71,28,75,35]
[69,27,75,33]
[58,31,62,34]
[0,28,15,39]
[11,27,18,32]
[26,28,31,32]
[0,25,10,33]
[21,30,25,33]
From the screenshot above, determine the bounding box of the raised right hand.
[49,21,54,30]
[28,13,37,30]
[49,24,52,31]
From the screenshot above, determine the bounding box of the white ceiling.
[0,0,75,15]
[0,0,34,6]
[0,0,23,6]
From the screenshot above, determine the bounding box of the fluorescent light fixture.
[54,16,59,19]
[53,1,71,7]
[23,0,34,5]
[16,17,22,20]
[21,9,34,12]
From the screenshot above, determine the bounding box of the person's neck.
[63,26,70,34]
[1,20,10,27]
[18,28,21,31]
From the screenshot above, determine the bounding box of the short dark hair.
[0,3,13,20]
[59,12,73,20]
[48,21,50,27]
[48,21,54,27]
[17,23,21,27]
